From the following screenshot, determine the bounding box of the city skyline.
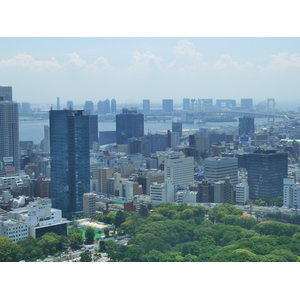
[0,37,300,110]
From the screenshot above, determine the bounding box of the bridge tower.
[267,98,275,124]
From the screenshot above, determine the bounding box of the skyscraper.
[204,157,238,186]
[57,97,60,110]
[116,109,144,145]
[247,150,288,200]
[111,99,117,113]
[43,125,50,153]
[66,101,74,110]
[162,99,173,112]
[84,101,94,115]
[238,115,255,136]
[241,98,253,110]
[172,121,182,137]
[49,109,90,218]
[88,115,98,149]
[143,99,150,114]
[0,86,20,172]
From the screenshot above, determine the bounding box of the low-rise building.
[0,216,28,243]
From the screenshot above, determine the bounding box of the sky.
[1,37,300,110]
[1,1,299,111]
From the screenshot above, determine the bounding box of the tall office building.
[66,101,74,110]
[0,86,12,101]
[183,98,190,111]
[128,137,151,158]
[97,99,110,114]
[204,157,238,186]
[21,102,31,114]
[189,133,210,159]
[116,109,144,145]
[241,98,253,110]
[0,86,20,172]
[111,99,117,113]
[84,101,94,115]
[216,99,236,108]
[238,115,255,136]
[88,115,98,149]
[98,168,114,194]
[164,153,194,186]
[172,121,182,137]
[49,109,90,218]
[247,150,288,200]
[43,125,50,153]
[143,99,150,114]
[57,97,60,110]
[162,99,173,112]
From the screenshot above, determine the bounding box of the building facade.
[0,86,20,172]
[50,109,90,217]
[238,115,255,136]
[116,109,144,145]
[204,157,238,186]
[247,150,288,200]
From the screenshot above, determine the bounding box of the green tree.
[104,227,110,237]
[37,233,60,255]
[0,237,23,262]
[99,239,106,252]
[69,232,84,249]
[102,212,116,224]
[85,226,95,243]
[139,204,149,218]
[114,210,126,228]
[67,227,82,237]
[80,251,92,262]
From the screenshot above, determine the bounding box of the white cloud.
[0,53,62,70]
[268,52,300,68]
[214,54,253,70]
[174,39,203,61]
[94,56,110,67]
[66,53,88,68]
[126,51,162,74]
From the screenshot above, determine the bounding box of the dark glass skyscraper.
[247,150,288,200]
[116,109,144,145]
[238,115,255,135]
[50,109,90,217]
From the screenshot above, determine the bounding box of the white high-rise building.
[283,178,300,208]
[0,86,19,172]
[164,153,194,186]
[150,179,175,203]
[236,180,249,205]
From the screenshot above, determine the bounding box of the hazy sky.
[1,37,300,110]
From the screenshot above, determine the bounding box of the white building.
[8,197,70,238]
[0,174,30,187]
[0,216,28,243]
[236,180,249,205]
[176,189,197,204]
[164,153,194,186]
[150,179,175,204]
[283,178,300,208]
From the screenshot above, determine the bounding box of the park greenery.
[2,203,300,262]
[101,203,300,262]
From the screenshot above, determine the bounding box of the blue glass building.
[116,109,144,145]
[50,109,90,218]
